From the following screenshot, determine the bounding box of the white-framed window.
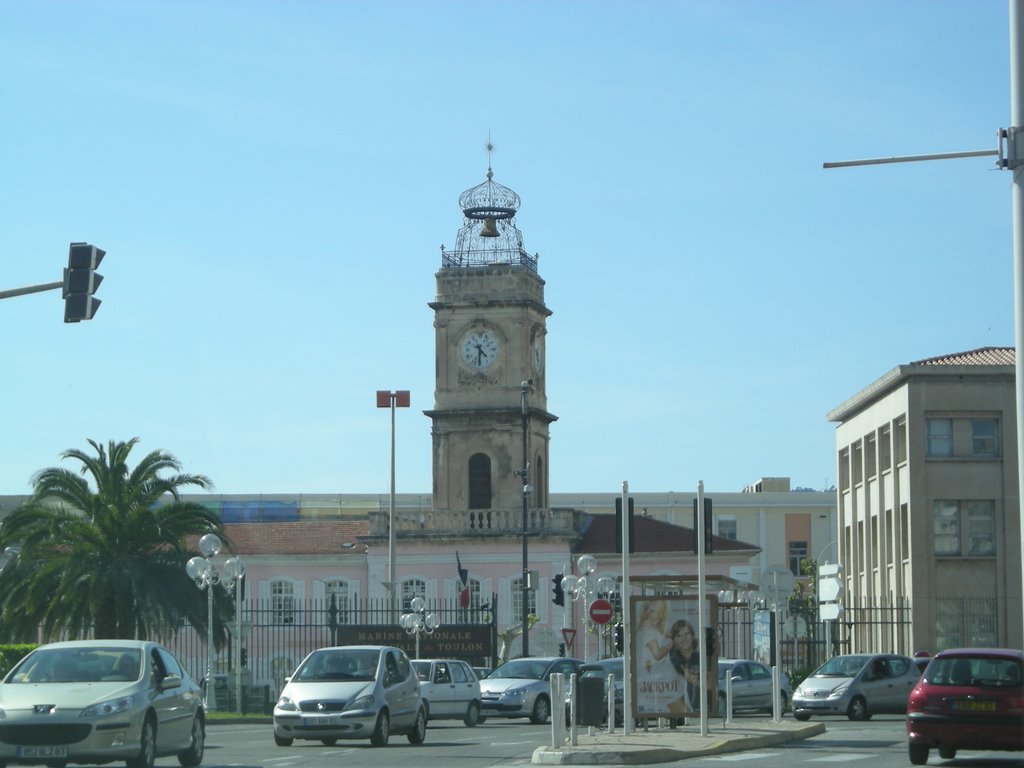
[717,516,737,540]
[933,500,996,556]
[788,540,808,576]
[927,418,953,457]
[401,579,426,612]
[325,580,350,624]
[271,579,296,625]
[510,577,537,620]
[971,419,999,457]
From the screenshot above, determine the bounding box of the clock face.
[461,330,500,370]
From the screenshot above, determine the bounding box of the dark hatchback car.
[906,647,1023,764]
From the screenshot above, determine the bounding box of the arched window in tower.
[468,453,492,509]
[533,455,544,507]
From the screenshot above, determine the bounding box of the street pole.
[1010,0,1024,650]
[621,480,633,735]
[521,380,532,656]
[377,390,410,622]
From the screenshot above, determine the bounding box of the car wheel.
[793,711,811,721]
[938,746,957,759]
[477,716,487,725]
[320,739,337,746]
[908,743,929,765]
[422,700,430,720]
[177,714,205,767]
[530,695,550,725]
[779,691,789,714]
[407,708,426,745]
[846,696,869,721]
[464,701,480,727]
[274,735,293,747]
[370,711,389,747]
[126,714,156,768]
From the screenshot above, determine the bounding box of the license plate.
[953,700,995,712]
[306,716,340,725]
[17,746,68,758]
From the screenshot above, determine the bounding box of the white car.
[411,659,481,726]
[273,645,426,747]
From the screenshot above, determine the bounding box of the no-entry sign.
[589,598,613,625]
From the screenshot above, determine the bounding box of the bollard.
[550,673,566,746]
[569,672,578,746]
[607,673,615,731]
[725,670,733,724]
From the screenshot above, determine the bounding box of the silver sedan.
[0,639,205,768]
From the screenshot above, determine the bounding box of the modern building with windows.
[827,346,1023,654]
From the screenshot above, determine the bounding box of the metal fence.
[158,595,497,712]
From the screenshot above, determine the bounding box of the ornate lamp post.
[400,596,439,659]
[561,555,614,662]
[186,533,243,711]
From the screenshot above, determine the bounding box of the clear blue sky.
[1,1,1013,497]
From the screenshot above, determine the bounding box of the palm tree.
[0,438,232,643]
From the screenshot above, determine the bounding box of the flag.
[456,550,470,608]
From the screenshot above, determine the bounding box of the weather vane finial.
[486,132,494,180]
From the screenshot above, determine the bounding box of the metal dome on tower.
[441,142,539,271]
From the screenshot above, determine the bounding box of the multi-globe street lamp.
[400,596,439,660]
[561,555,615,662]
[186,533,244,711]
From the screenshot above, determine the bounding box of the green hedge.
[0,645,37,678]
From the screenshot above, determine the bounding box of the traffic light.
[558,642,565,657]
[62,242,105,323]
[240,648,248,667]
[615,496,635,553]
[614,622,624,653]
[692,497,713,554]
[552,574,565,605]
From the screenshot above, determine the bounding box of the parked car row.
[6,640,1019,763]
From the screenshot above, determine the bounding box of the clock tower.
[427,161,556,527]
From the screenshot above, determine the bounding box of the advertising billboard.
[631,595,718,719]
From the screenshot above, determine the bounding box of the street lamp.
[377,389,410,622]
[186,533,243,711]
[561,555,613,662]
[400,596,439,659]
[519,380,533,655]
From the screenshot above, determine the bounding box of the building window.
[468,453,492,509]
[271,580,296,625]
[325,580,350,624]
[927,418,953,457]
[401,579,426,612]
[839,448,850,490]
[788,540,808,576]
[879,424,892,471]
[852,441,863,485]
[865,433,877,478]
[895,417,907,464]
[933,500,960,555]
[966,501,996,555]
[971,419,999,457]
[510,577,537,621]
[717,517,737,540]
[936,597,998,649]
[933,500,996,556]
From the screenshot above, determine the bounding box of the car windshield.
[488,659,548,680]
[292,649,378,682]
[6,647,142,684]
[813,655,871,677]
[924,656,1022,688]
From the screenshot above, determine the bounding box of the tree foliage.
[0,438,232,644]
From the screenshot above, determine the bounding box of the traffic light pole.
[0,280,62,300]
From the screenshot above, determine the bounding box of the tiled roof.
[575,514,760,555]
[216,520,370,555]
[911,346,1015,367]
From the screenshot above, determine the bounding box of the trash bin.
[575,676,606,726]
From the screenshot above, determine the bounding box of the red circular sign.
[589,598,614,625]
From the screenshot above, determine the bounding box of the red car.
[906,647,1023,764]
